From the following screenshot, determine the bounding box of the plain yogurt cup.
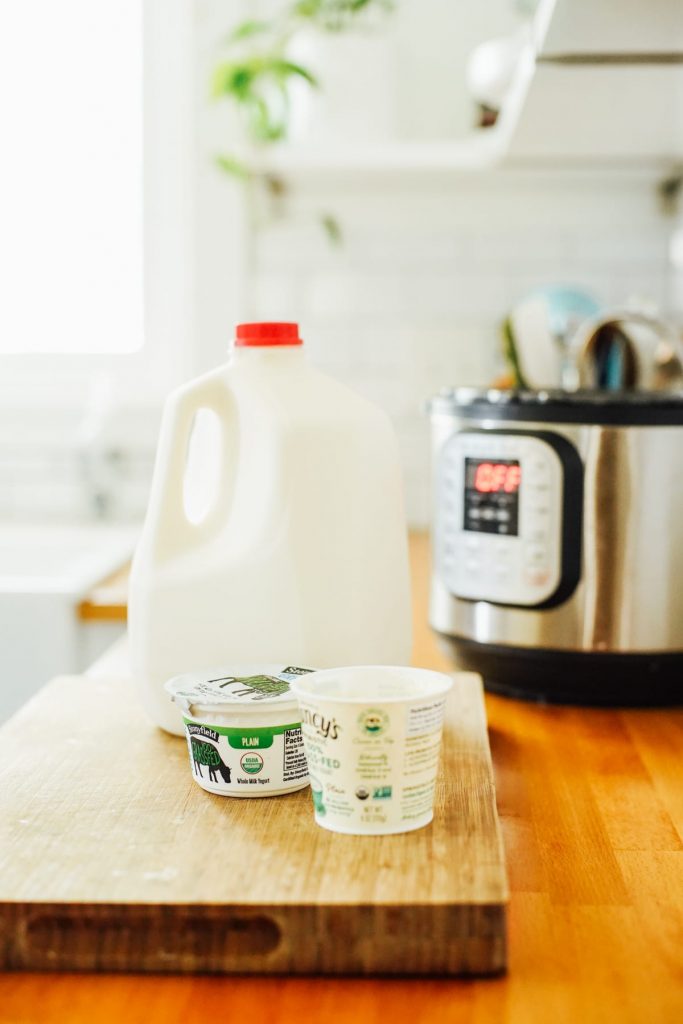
[291,665,453,835]
[165,665,313,797]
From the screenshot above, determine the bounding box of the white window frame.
[0,0,196,407]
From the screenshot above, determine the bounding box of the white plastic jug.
[129,322,412,734]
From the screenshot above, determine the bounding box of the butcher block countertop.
[3,532,683,1023]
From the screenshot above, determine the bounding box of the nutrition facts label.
[283,727,308,782]
[407,699,447,736]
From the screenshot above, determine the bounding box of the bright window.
[0,2,143,355]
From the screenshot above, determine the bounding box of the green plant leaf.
[248,94,287,142]
[214,154,251,180]
[293,0,322,19]
[501,317,528,388]
[298,0,394,31]
[271,59,318,87]
[229,20,270,43]
[212,61,257,99]
[320,213,343,246]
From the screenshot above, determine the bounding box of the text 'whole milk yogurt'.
[165,665,313,797]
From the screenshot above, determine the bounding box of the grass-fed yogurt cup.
[165,665,313,797]
[291,666,453,835]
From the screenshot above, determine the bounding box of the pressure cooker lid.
[428,388,683,426]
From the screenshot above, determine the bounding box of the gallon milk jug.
[129,322,412,734]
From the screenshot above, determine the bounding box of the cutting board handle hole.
[216,913,282,954]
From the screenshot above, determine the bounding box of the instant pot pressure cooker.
[429,389,683,705]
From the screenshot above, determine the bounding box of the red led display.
[473,462,522,494]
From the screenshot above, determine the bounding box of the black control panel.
[463,458,520,536]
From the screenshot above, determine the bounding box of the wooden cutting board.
[0,672,507,976]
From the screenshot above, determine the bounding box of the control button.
[481,508,495,521]
[494,565,510,581]
[528,528,548,544]
[496,509,510,522]
[465,537,481,553]
[469,508,481,520]
[524,568,551,588]
[525,543,549,567]
[465,559,481,576]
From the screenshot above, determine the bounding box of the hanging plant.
[212,0,394,244]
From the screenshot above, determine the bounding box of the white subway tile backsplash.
[0,172,673,530]
[344,231,466,270]
[0,401,157,525]
[252,272,302,318]
[609,275,669,310]
[305,325,411,372]
[253,170,672,525]
[402,274,514,319]
[569,232,669,265]
[305,273,405,321]
[504,271,611,308]
[471,230,572,268]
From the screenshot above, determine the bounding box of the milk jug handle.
[146,366,235,561]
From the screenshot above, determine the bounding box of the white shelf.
[255,0,683,177]
[255,133,505,175]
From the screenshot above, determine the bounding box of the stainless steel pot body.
[429,391,683,656]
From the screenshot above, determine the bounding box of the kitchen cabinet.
[0,524,135,723]
[0,534,681,1022]
[534,0,683,60]
[502,59,683,163]
[501,0,683,162]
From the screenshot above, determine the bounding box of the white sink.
[0,523,138,722]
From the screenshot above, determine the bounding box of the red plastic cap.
[235,322,302,347]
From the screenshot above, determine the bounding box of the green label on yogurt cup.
[183,720,308,794]
[210,673,290,699]
[310,776,326,816]
[183,720,300,749]
[240,752,264,775]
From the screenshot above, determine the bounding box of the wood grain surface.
[77,563,129,622]
[1,533,682,1022]
[0,671,507,975]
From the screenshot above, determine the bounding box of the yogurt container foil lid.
[165,664,315,711]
